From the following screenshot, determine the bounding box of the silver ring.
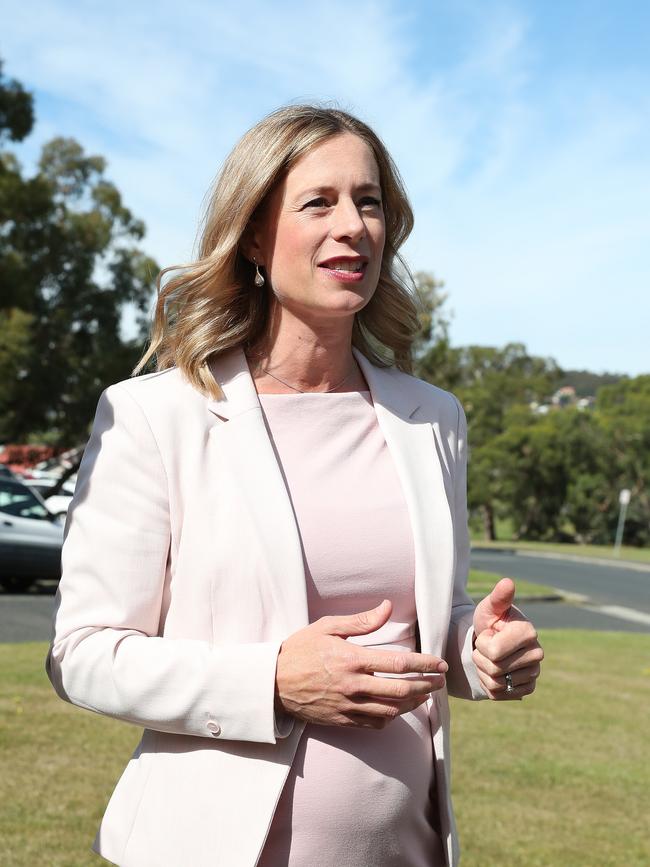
[505,672,515,693]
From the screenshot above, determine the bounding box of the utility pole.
[613,489,631,557]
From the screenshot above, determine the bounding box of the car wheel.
[0,575,34,592]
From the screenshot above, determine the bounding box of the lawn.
[467,569,560,600]
[471,538,650,565]
[451,630,650,866]
[469,517,650,565]
[1,634,649,866]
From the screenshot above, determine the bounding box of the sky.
[3,0,649,375]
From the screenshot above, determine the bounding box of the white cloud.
[3,0,649,373]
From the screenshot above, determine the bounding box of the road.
[0,587,57,642]
[1,551,649,642]
[471,549,650,633]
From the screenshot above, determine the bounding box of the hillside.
[556,369,625,398]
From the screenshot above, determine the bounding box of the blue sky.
[4,0,649,375]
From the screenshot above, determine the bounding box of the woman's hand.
[275,599,448,729]
[472,578,544,700]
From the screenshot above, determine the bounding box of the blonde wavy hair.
[133,104,421,399]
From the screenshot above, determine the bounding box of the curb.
[515,550,650,574]
[470,578,564,605]
[471,546,650,574]
[468,587,590,605]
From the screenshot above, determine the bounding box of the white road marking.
[584,605,650,627]
[514,550,650,573]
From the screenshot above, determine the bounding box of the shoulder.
[100,367,206,421]
[387,365,463,429]
[105,366,196,402]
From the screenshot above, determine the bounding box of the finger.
[475,663,541,694]
[474,619,539,663]
[345,693,430,720]
[487,577,516,617]
[317,600,392,638]
[477,668,538,700]
[472,643,544,679]
[484,679,538,701]
[358,650,448,677]
[337,713,391,730]
[352,672,446,701]
[491,604,527,630]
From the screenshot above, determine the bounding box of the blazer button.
[206,721,221,736]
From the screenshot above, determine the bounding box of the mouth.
[317,256,368,280]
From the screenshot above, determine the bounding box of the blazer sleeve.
[443,397,488,701]
[46,383,294,744]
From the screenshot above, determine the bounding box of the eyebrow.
[294,182,382,200]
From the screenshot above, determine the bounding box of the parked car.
[25,477,76,518]
[0,478,63,591]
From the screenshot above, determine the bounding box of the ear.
[240,217,266,266]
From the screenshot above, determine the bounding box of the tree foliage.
[0,59,158,445]
[0,60,33,143]
[1,52,646,549]
[412,271,449,354]
[413,276,648,546]
[416,334,561,539]
[595,376,650,545]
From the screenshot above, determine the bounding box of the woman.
[47,105,543,867]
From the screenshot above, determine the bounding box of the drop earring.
[253,258,265,288]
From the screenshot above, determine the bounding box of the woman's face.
[253,132,386,324]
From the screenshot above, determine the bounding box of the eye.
[359,196,382,209]
[303,197,329,209]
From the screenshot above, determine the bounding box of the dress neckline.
[257,390,371,397]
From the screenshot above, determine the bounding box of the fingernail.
[437,661,448,673]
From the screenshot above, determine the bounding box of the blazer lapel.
[206,348,310,635]
[352,348,455,655]
[205,346,454,653]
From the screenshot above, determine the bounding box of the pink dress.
[256,389,445,867]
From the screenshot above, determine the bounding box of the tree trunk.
[482,503,496,541]
[49,449,84,495]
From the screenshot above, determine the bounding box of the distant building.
[551,385,577,407]
[530,387,596,415]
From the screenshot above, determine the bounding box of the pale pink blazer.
[46,345,486,867]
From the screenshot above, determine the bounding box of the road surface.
[471,549,650,633]
[2,551,649,642]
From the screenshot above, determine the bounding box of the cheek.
[376,218,386,250]
[271,223,315,270]
[371,224,386,266]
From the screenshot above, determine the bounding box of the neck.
[246,303,368,394]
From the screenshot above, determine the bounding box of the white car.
[0,478,64,590]
[24,477,76,518]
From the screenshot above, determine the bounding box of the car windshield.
[27,483,52,496]
[0,480,52,520]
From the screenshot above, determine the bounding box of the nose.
[330,197,366,243]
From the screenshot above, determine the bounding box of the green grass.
[471,537,650,565]
[451,630,650,866]
[2,636,649,866]
[467,569,559,599]
[469,515,650,564]
[0,644,141,866]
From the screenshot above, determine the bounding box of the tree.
[411,271,450,355]
[0,60,33,143]
[595,376,650,546]
[490,407,611,542]
[416,340,562,539]
[0,59,159,446]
